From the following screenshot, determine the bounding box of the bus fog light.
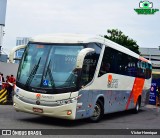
[13,103,16,106]
[88,104,92,108]
[77,103,83,109]
[67,110,72,115]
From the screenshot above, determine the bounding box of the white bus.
[10,34,152,122]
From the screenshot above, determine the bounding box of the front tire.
[89,100,104,122]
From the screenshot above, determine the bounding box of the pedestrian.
[1,73,5,82]
[0,73,2,90]
[156,87,160,106]
[7,75,16,102]
[5,75,10,88]
[6,75,10,101]
[9,75,16,84]
[6,75,9,82]
[157,87,160,106]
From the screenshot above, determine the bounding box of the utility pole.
[0,0,7,54]
[0,25,4,54]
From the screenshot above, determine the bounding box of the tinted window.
[98,47,116,77]
[98,46,152,79]
[80,43,101,86]
[17,44,84,89]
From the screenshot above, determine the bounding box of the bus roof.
[30,34,103,44]
[30,34,151,64]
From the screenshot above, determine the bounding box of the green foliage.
[104,29,140,54]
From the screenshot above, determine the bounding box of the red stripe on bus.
[139,56,149,63]
[126,78,145,110]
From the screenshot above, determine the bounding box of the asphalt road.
[0,105,160,138]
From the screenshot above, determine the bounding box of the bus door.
[72,48,99,118]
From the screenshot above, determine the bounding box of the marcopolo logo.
[36,93,41,99]
[134,1,159,15]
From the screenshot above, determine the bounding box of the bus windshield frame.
[16,42,84,94]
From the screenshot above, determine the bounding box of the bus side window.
[98,47,117,77]
[146,63,152,79]
[80,42,101,86]
[99,62,110,76]
[81,53,98,86]
[136,60,152,79]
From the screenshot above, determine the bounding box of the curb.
[145,104,159,109]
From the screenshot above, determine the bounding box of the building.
[0,0,7,62]
[140,47,160,90]
[139,47,160,72]
[15,37,30,63]
[0,46,7,62]
[0,53,7,62]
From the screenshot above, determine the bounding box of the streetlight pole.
[0,0,7,54]
[0,25,4,54]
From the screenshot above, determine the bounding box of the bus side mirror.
[74,48,95,89]
[75,48,95,69]
[9,45,26,63]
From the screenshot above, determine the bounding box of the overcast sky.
[2,0,160,53]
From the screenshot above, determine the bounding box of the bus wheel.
[133,97,141,113]
[89,100,104,122]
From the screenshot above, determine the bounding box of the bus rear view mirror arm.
[75,48,95,69]
[9,45,26,63]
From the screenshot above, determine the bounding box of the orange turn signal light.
[67,110,72,115]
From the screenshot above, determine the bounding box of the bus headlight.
[15,92,23,99]
[57,95,82,105]
[15,93,20,99]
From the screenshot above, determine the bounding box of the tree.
[104,29,140,54]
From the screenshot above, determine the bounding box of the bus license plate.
[33,107,43,113]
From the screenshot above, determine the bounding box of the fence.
[0,88,7,104]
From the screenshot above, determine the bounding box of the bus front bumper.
[13,96,77,120]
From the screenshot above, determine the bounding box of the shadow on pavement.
[17,109,146,127]
[19,116,88,127]
[103,109,145,121]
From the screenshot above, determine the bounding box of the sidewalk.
[145,104,159,109]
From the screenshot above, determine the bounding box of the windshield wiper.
[45,59,55,88]
[25,57,41,87]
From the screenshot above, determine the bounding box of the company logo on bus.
[107,74,119,88]
[36,93,41,99]
[108,74,113,85]
[36,93,54,100]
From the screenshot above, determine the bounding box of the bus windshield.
[17,43,84,91]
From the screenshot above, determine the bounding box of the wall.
[0,62,18,79]
[0,0,7,25]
